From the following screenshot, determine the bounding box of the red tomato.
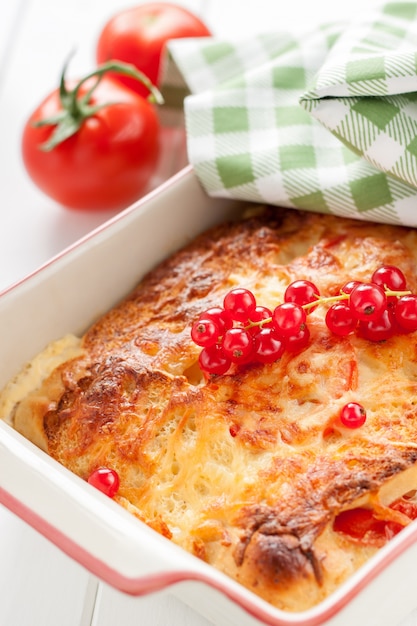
[22,63,162,210]
[333,508,389,546]
[96,2,211,97]
[333,497,417,546]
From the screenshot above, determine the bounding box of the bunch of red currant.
[191,265,417,376]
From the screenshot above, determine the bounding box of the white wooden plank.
[0,503,94,626]
[91,584,213,626]
[0,0,24,86]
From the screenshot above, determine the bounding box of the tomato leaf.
[39,116,83,152]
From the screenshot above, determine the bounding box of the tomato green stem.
[33,57,164,152]
[72,60,164,106]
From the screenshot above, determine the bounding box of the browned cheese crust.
[6,207,417,611]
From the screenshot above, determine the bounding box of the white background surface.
[1,0,417,624]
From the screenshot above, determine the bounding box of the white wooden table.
[1,0,417,624]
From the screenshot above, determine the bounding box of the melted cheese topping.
[0,335,83,448]
[2,208,417,612]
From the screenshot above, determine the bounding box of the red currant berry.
[284,280,320,313]
[339,402,366,429]
[358,309,397,342]
[191,318,220,347]
[286,324,310,353]
[349,283,387,322]
[253,328,286,364]
[272,302,307,337]
[88,467,120,498]
[222,328,254,363]
[199,307,233,333]
[371,265,407,291]
[325,302,357,336]
[394,294,417,332]
[340,280,362,295]
[223,288,256,323]
[199,344,231,375]
[247,305,273,335]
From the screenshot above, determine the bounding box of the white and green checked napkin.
[161,2,417,227]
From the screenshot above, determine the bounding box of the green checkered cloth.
[161,2,417,226]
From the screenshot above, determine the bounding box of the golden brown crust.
[4,207,417,612]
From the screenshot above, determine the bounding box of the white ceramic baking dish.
[1,166,417,626]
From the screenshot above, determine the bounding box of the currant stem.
[302,293,349,311]
[384,288,412,298]
[301,287,412,312]
[244,319,269,330]
[243,286,412,329]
